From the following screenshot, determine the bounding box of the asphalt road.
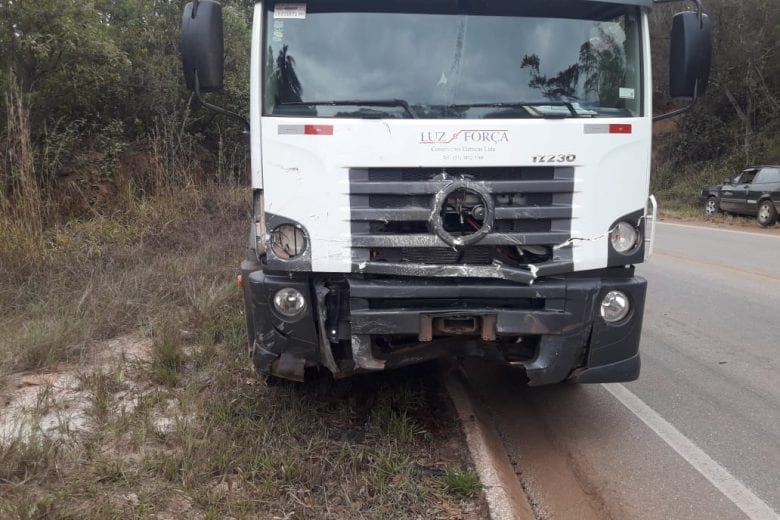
[464,221,780,520]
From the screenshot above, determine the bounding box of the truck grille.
[349,167,574,280]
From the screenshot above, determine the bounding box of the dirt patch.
[0,333,153,441]
[1,329,485,518]
[0,185,484,518]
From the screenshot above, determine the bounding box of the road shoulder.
[444,367,535,520]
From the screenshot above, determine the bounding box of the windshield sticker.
[274,4,306,19]
[272,20,285,43]
[619,87,636,100]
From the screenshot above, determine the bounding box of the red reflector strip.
[304,124,334,135]
[609,124,632,134]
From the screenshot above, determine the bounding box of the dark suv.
[700,165,780,227]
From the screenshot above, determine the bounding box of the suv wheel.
[705,197,719,217]
[757,200,778,227]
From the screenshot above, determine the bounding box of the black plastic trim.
[354,259,574,284]
[352,232,571,248]
[264,213,313,271]
[350,179,574,195]
[241,268,320,379]
[607,208,646,267]
[241,263,647,385]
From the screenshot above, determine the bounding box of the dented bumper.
[242,260,646,385]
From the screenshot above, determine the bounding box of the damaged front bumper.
[241,260,646,385]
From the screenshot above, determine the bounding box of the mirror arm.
[194,72,250,134]
[653,79,699,122]
[653,0,704,27]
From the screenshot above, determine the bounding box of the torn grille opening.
[350,166,573,271]
[369,221,429,234]
[373,334,540,362]
[367,297,544,310]
[369,245,553,266]
[440,187,487,236]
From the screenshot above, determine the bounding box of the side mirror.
[722,178,731,185]
[181,0,224,92]
[669,11,712,98]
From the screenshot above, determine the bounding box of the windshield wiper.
[446,101,585,119]
[280,99,419,119]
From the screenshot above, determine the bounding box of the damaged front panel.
[243,268,647,385]
[244,269,320,381]
[349,166,575,284]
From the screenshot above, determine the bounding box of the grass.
[0,182,484,518]
[0,185,247,376]
[0,435,60,484]
[441,470,482,498]
[0,91,483,517]
[651,156,735,215]
[149,324,187,388]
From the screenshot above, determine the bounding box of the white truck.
[181,0,711,384]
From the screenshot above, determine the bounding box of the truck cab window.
[263,4,642,119]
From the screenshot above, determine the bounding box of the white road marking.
[657,221,780,239]
[603,383,780,520]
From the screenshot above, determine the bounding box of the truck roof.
[260,0,657,8]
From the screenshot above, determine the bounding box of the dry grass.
[0,83,45,237]
[0,185,247,375]
[0,186,483,518]
[0,87,483,518]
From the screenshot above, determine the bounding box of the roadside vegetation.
[0,110,483,518]
[649,1,779,216]
[0,5,482,516]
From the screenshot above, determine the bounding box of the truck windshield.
[263,2,642,119]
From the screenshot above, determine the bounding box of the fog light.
[601,291,630,323]
[610,222,640,254]
[273,288,306,318]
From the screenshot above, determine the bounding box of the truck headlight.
[610,222,640,254]
[273,288,307,318]
[270,224,307,259]
[600,291,630,323]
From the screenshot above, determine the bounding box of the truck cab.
[181,0,711,384]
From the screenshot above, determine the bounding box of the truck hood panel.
[260,117,652,278]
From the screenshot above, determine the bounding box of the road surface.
[464,221,780,520]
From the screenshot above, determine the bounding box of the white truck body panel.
[250,7,654,276]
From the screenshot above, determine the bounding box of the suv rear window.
[755,168,780,184]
